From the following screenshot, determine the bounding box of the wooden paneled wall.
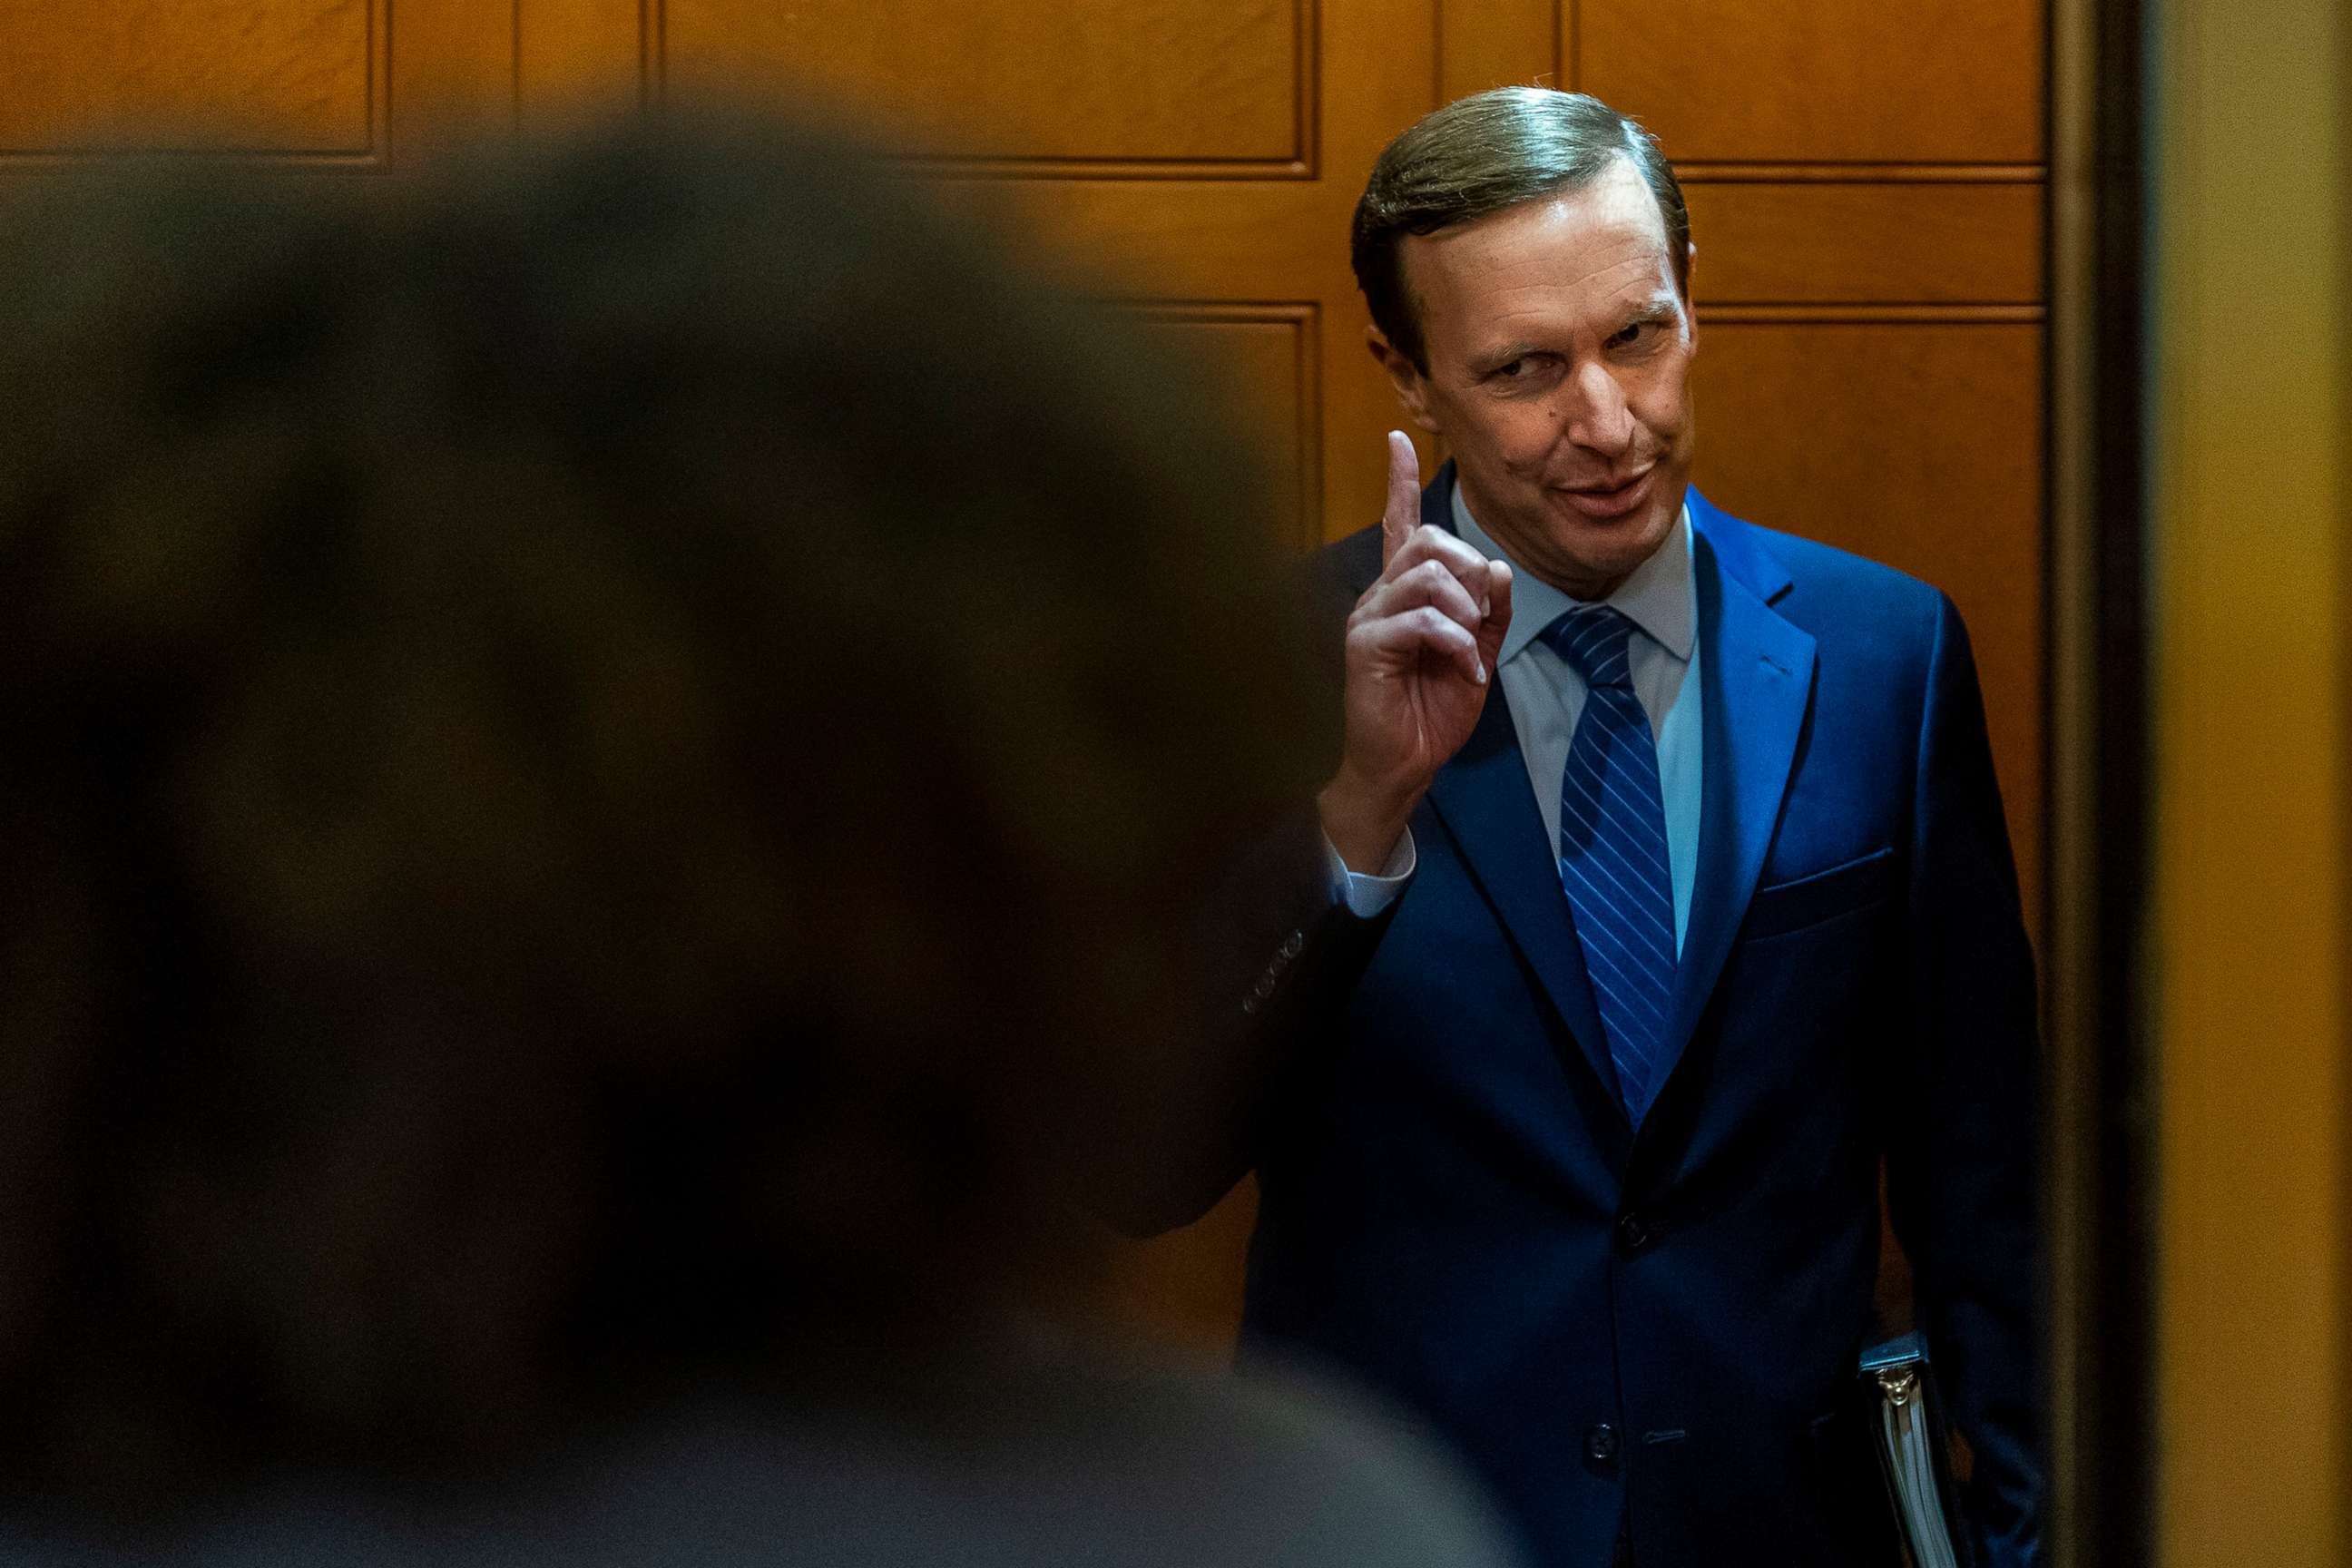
[2,0,2045,1349]
[0,0,386,159]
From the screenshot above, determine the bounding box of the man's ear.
[1366,325,1439,433]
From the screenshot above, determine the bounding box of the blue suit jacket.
[1219,471,2043,1568]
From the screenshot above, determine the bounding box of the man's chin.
[1540,495,1677,593]
[1462,475,1678,597]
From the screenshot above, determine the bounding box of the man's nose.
[1558,361,1634,456]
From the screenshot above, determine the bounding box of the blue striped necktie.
[1542,605,1676,1120]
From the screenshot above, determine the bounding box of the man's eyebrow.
[1596,299,1681,339]
[1470,341,1541,371]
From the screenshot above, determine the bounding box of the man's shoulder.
[1696,499,1948,642]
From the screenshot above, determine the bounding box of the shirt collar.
[1451,477,1696,667]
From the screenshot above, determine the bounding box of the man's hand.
[1318,432,1513,873]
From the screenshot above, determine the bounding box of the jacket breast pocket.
[1742,846,1897,941]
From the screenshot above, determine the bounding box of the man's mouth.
[1555,467,1654,522]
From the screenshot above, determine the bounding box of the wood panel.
[963,176,1409,544]
[661,0,1315,175]
[1135,306,1324,547]
[517,0,645,120]
[0,0,380,156]
[386,0,642,141]
[1578,0,2043,166]
[1437,0,1561,100]
[1691,322,2043,927]
[382,0,513,142]
[1685,183,2043,304]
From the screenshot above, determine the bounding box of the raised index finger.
[1380,430,1421,568]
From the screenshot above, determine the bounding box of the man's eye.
[1496,358,1529,377]
[1609,321,1650,348]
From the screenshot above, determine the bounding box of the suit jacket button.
[1584,1423,1620,1465]
[1279,929,1305,959]
[1616,1213,1652,1253]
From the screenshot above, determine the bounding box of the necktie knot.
[1541,605,1637,691]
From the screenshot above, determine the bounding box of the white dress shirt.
[1330,486,1704,956]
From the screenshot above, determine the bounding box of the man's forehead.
[1404,170,1670,287]
[1539,157,1671,241]
[1403,183,1675,327]
[1452,159,1664,242]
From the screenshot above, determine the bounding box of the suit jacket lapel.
[1647,495,1816,1115]
[1426,675,1619,1105]
[1416,466,1619,1107]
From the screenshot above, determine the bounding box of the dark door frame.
[2043,0,2156,1558]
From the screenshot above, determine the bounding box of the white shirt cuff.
[1323,827,1417,918]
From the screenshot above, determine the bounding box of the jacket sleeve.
[1885,591,2047,1567]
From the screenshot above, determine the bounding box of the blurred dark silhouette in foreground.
[0,115,1518,1564]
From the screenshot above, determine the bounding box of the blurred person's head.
[0,112,1321,1521]
[1352,88,1696,599]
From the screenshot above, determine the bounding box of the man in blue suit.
[1135,89,2043,1567]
